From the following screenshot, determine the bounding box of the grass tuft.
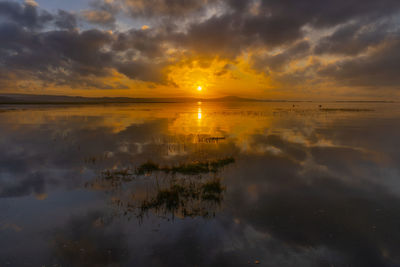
[135,161,159,175]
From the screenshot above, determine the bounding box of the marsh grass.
[320,108,374,112]
[86,157,234,221]
[97,157,235,183]
[272,107,375,116]
[201,179,224,201]
[138,178,225,219]
[135,157,235,175]
[197,135,226,143]
[101,169,133,181]
[135,161,159,175]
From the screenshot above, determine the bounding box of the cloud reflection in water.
[1,102,400,266]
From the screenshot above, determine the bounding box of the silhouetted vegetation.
[98,158,235,180]
[86,157,235,221]
[320,108,374,112]
[197,135,226,143]
[138,178,225,219]
[135,157,235,175]
[135,161,159,175]
[101,169,133,183]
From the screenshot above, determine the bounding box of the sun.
[197,86,202,91]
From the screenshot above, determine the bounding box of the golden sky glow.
[0,0,400,100]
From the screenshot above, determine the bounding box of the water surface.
[1,102,400,266]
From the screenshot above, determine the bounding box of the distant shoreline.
[0,94,395,104]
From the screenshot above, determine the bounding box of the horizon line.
[0,93,396,104]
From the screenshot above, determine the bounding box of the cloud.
[225,148,400,265]
[81,10,116,27]
[0,172,46,198]
[1,0,400,95]
[252,40,311,72]
[314,19,398,56]
[116,60,167,83]
[51,211,129,267]
[122,0,220,18]
[24,0,38,7]
[0,0,53,29]
[318,39,400,88]
[55,10,78,30]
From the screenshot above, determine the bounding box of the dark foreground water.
[1,102,400,267]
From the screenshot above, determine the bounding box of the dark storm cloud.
[92,0,400,49]
[112,28,166,58]
[157,0,400,78]
[0,0,52,29]
[318,39,400,87]
[314,20,398,56]
[1,0,400,91]
[54,10,77,30]
[252,40,311,72]
[0,25,115,85]
[122,0,220,18]
[0,2,174,87]
[253,0,400,30]
[180,0,400,49]
[175,14,249,58]
[0,3,112,76]
[0,1,173,88]
[116,60,166,83]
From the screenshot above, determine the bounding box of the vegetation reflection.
[86,158,235,221]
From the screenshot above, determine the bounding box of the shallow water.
[1,102,400,266]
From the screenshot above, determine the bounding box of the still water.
[1,102,400,266]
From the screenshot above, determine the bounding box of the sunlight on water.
[198,107,202,120]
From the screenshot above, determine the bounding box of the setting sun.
[2,1,400,265]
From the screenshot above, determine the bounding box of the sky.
[0,0,400,99]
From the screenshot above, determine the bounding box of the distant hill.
[205,96,257,102]
[0,94,324,104]
[2,94,392,104]
[0,94,265,104]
